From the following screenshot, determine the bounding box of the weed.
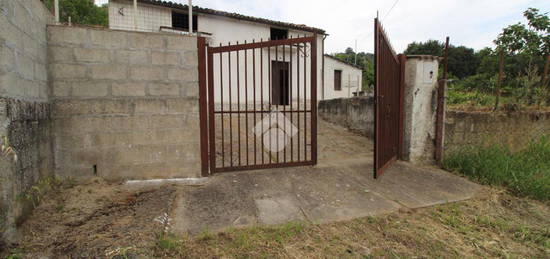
[17,177,61,208]
[105,246,135,259]
[196,228,214,242]
[4,248,23,259]
[443,136,550,201]
[0,135,17,162]
[55,203,64,212]
[154,232,182,254]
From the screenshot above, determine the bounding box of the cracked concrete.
[170,121,482,234]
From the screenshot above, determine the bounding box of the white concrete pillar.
[402,55,440,164]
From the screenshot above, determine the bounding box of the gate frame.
[198,36,318,175]
[373,18,406,178]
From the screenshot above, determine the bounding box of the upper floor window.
[172,11,198,32]
[270,27,288,40]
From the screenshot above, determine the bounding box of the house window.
[270,27,288,40]
[334,70,342,91]
[172,11,198,32]
[272,61,290,105]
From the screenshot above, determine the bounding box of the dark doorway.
[172,11,198,32]
[272,61,290,105]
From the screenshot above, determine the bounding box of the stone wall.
[318,96,375,138]
[0,0,54,244]
[445,111,550,154]
[47,25,201,181]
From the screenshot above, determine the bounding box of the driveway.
[169,120,482,234]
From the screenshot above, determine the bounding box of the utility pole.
[54,0,59,24]
[133,0,137,30]
[494,49,505,111]
[354,39,357,65]
[188,0,193,34]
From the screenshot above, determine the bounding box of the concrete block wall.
[47,25,201,181]
[0,0,52,100]
[445,111,550,154]
[0,0,54,245]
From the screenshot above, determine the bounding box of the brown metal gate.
[374,18,406,178]
[199,36,318,174]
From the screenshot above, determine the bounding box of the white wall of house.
[108,0,360,105]
[323,57,362,100]
[109,1,171,32]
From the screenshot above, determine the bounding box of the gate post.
[402,55,440,164]
[311,34,318,164]
[197,37,209,176]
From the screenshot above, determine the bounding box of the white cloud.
[98,0,550,53]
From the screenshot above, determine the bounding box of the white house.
[107,0,362,102]
[324,55,363,99]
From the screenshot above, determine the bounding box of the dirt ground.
[1,179,548,258]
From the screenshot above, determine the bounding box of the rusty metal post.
[435,37,449,164]
[397,54,406,160]
[207,44,216,173]
[494,49,505,111]
[197,37,209,176]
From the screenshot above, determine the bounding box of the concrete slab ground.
[171,121,482,234]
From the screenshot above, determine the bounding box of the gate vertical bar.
[252,40,257,165]
[289,36,293,162]
[260,40,265,164]
[244,41,249,166]
[268,44,272,164]
[296,43,301,162]
[282,42,286,162]
[198,37,209,176]
[236,43,241,166]
[228,43,233,167]
[303,41,307,161]
[275,44,279,162]
[311,35,318,164]
[373,18,380,178]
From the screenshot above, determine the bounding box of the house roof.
[324,54,363,70]
[131,0,326,34]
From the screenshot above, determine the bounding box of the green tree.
[404,40,443,56]
[495,8,550,104]
[405,40,479,79]
[44,0,108,27]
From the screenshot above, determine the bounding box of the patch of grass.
[443,136,550,201]
[154,232,183,255]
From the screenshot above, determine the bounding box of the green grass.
[442,136,550,201]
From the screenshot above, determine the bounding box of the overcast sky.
[96,0,549,54]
